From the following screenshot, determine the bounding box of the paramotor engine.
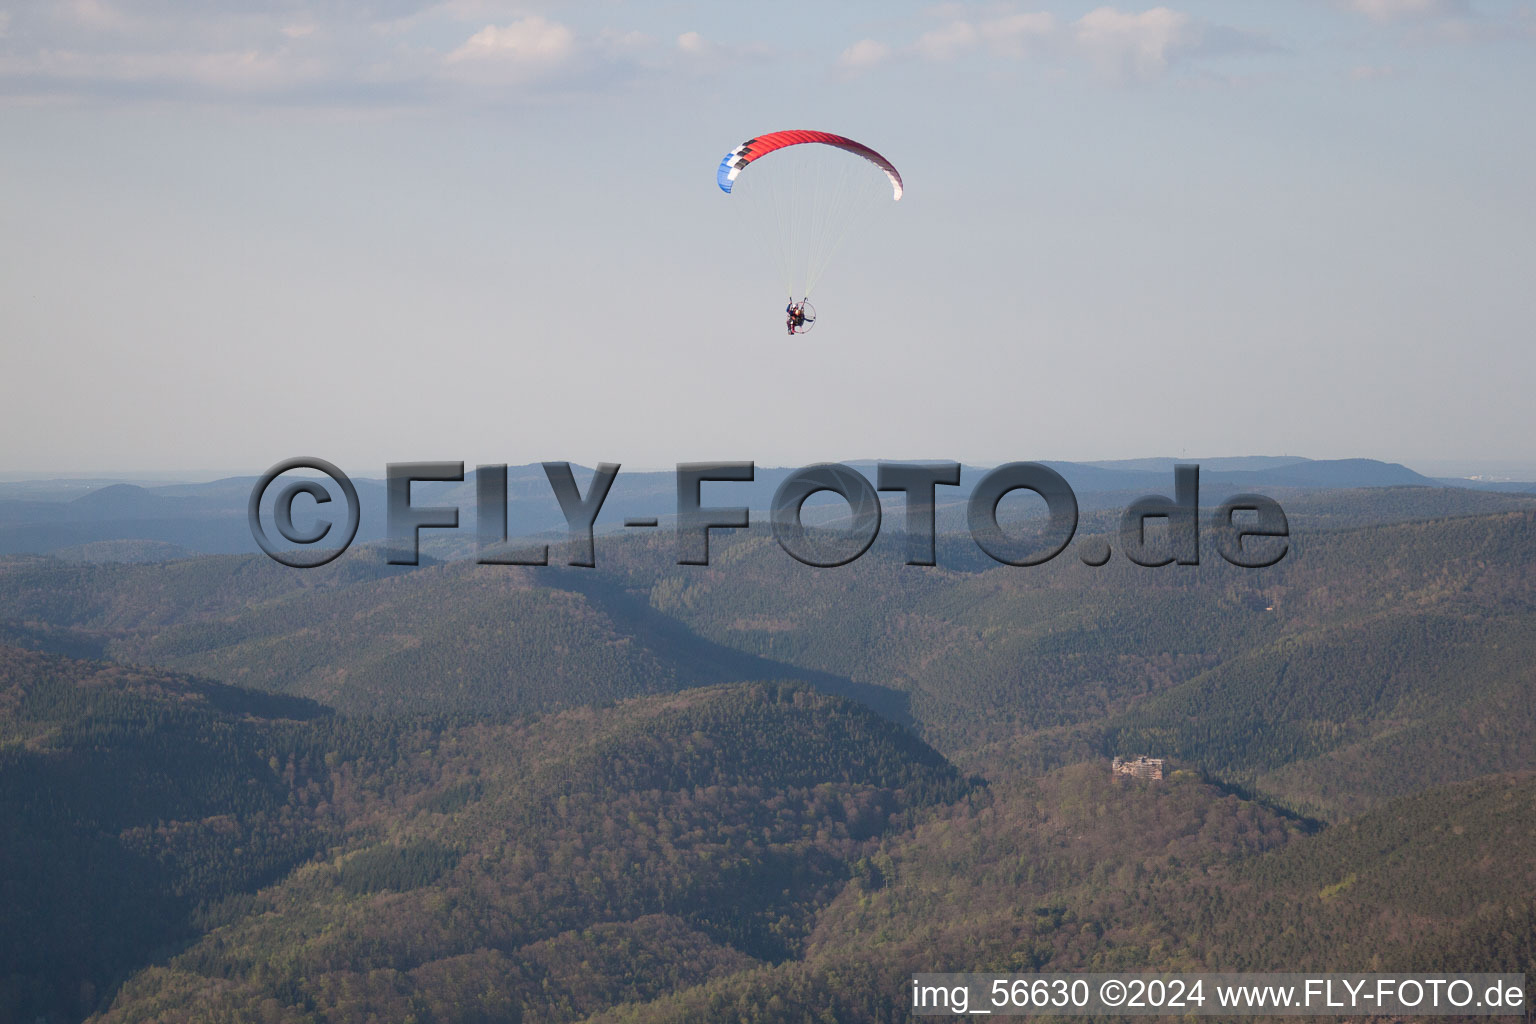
[786,299,816,336]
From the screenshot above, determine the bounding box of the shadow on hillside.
[550,568,915,729]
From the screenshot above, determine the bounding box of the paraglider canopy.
[718,131,904,200]
[717,130,902,310]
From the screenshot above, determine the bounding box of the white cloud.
[0,47,324,93]
[841,5,1251,79]
[1073,6,1193,79]
[668,30,771,73]
[1346,0,1467,22]
[447,16,576,64]
[915,11,1055,59]
[983,12,1056,58]
[915,20,981,60]
[64,0,132,32]
[376,1,539,32]
[838,38,893,69]
[0,4,763,105]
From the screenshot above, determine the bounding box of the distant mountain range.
[1,457,1531,560]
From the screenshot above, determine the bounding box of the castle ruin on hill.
[1111,755,1164,781]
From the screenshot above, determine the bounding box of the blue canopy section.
[717,154,736,193]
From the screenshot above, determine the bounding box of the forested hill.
[0,551,909,721]
[122,677,964,1022]
[573,769,1536,1024]
[14,640,1525,1024]
[0,646,964,1024]
[0,645,334,1022]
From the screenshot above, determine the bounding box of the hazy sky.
[2,0,1533,475]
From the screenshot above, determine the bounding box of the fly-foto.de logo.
[248,460,1288,571]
